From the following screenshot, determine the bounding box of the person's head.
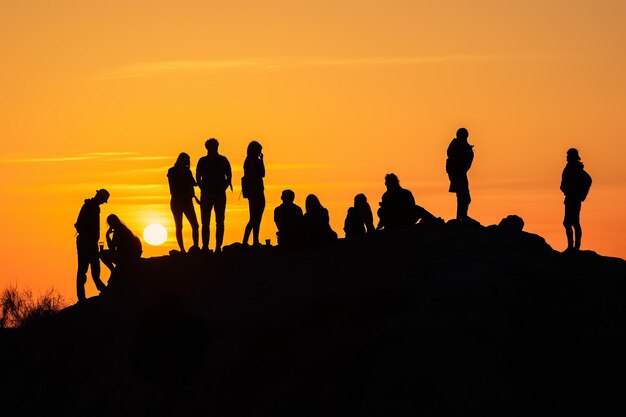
[354,193,367,206]
[281,189,295,204]
[567,148,581,162]
[305,194,322,213]
[106,214,122,229]
[175,152,191,169]
[205,138,219,154]
[384,173,400,190]
[247,140,263,158]
[456,127,469,141]
[94,189,110,204]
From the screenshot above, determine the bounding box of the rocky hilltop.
[1,219,625,416]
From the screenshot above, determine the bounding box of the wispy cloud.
[0,152,170,164]
[97,54,553,80]
[0,155,96,163]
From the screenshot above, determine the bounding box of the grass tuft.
[0,285,67,329]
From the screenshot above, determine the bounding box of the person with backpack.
[167,152,200,253]
[196,138,232,253]
[560,148,592,252]
[446,127,474,221]
[241,140,266,247]
[74,188,110,302]
[99,214,142,283]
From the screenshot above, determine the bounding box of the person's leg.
[99,249,115,272]
[243,198,253,245]
[200,195,211,250]
[456,190,470,220]
[252,193,266,245]
[171,200,185,252]
[182,200,200,248]
[564,200,579,251]
[88,243,106,292]
[573,202,582,250]
[215,194,226,252]
[76,238,89,301]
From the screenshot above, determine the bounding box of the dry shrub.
[0,286,67,328]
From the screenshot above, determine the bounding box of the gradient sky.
[1,0,625,302]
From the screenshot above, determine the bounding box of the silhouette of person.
[446,127,474,220]
[167,152,200,253]
[274,189,304,247]
[195,138,232,253]
[99,214,142,283]
[344,193,375,238]
[376,174,416,231]
[242,141,266,246]
[74,189,110,302]
[560,148,591,252]
[302,194,338,247]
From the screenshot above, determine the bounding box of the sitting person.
[344,193,375,239]
[376,173,417,231]
[100,214,142,283]
[302,194,338,247]
[274,189,304,248]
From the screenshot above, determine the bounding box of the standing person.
[196,138,232,253]
[167,152,200,253]
[241,141,266,247]
[560,148,592,252]
[274,189,304,247]
[74,188,110,302]
[376,174,416,231]
[446,127,474,220]
[99,214,142,285]
[344,193,375,238]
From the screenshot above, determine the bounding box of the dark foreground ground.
[1,220,625,416]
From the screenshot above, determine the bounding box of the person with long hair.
[302,194,337,247]
[167,152,200,253]
[241,140,266,246]
[99,214,142,282]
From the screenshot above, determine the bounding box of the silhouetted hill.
[1,220,625,416]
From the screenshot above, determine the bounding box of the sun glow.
[143,224,168,246]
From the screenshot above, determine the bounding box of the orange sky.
[1,0,625,303]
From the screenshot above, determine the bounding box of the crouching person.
[100,214,143,288]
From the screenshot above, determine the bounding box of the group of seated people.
[101,173,431,270]
[275,173,436,249]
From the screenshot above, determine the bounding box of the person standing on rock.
[196,138,232,253]
[560,148,592,252]
[241,140,266,247]
[168,152,200,253]
[446,127,474,221]
[74,188,110,302]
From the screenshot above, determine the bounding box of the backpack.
[578,169,592,201]
[241,176,249,198]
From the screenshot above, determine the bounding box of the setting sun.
[143,224,168,246]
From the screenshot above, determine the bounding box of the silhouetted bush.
[0,285,66,329]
